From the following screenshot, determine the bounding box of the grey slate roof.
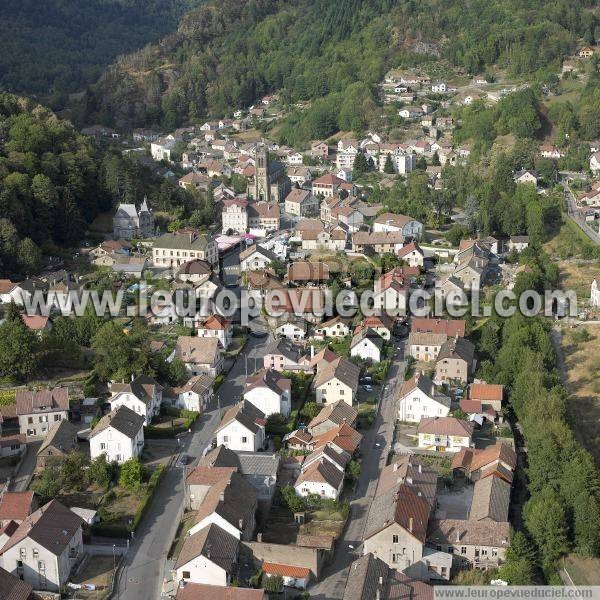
[175,522,239,571]
[215,401,266,435]
[89,405,144,440]
[38,420,79,455]
[469,475,511,522]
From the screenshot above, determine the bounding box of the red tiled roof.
[262,562,311,579]
[185,466,238,486]
[470,383,503,402]
[411,318,465,337]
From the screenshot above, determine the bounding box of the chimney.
[406,476,413,485]
[376,590,381,600]
[378,576,383,585]
[409,517,413,532]
[418,464,422,473]
[219,491,225,502]
[239,519,244,530]
[393,463,398,472]
[455,529,461,543]
[311,345,315,359]
[257,532,263,542]
[131,373,134,382]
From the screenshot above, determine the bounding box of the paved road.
[113,328,272,600]
[310,346,406,599]
[562,180,600,245]
[8,440,41,492]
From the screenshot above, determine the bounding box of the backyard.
[71,555,116,600]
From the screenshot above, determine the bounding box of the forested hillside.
[79,0,598,129]
[0,94,212,278]
[0,0,200,98]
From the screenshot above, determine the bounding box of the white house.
[397,241,425,268]
[174,336,224,377]
[174,523,239,587]
[416,417,472,452]
[398,373,451,423]
[172,375,214,412]
[239,245,277,272]
[514,170,538,186]
[262,563,311,591]
[215,401,266,452]
[507,236,530,253]
[89,406,145,464]
[294,457,344,500]
[275,316,308,341]
[244,369,292,417]
[591,277,600,307]
[108,375,162,426]
[0,500,84,593]
[432,82,447,93]
[314,316,351,339]
[590,152,600,173]
[314,357,360,405]
[195,315,233,350]
[373,213,423,239]
[350,329,384,363]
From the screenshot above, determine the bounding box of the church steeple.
[254,142,271,203]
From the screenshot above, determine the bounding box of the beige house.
[416,417,472,452]
[174,337,224,377]
[406,332,447,362]
[434,337,476,385]
[36,420,79,471]
[0,500,84,592]
[363,471,451,580]
[15,388,69,439]
[152,232,218,268]
[308,400,358,436]
[313,357,360,405]
[285,189,319,217]
[248,201,280,232]
[351,231,404,254]
[314,316,352,339]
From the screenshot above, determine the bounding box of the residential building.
[342,553,433,600]
[240,245,276,271]
[314,357,360,405]
[351,231,404,254]
[170,375,214,413]
[222,199,249,234]
[308,401,358,436]
[179,172,211,192]
[350,328,384,363]
[397,241,425,267]
[353,313,395,341]
[288,166,313,186]
[411,318,465,338]
[89,406,145,464]
[244,369,292,417]
[247,202,280,234]
[507,236,530,253]
[312,173,345,198]
[174,336,224,377]
[176,259,212,284]
[0,565,36,600]
[452,443,517,484]
[373,267,414,315]
[416,417,472,452]
[113,198,154,239]
[109,374,163,425]
[590,152,600,173]
[468,383,503,413]
[314,316,351,339]
[311,141,329,158]
[0,500,84,592]
[262,562,311,590]
[398,373,451,423]
[579,46,594,58]
[195,314,233,350]
[152,231,218,268]
[263,338,308,372]
[188,469,258,540]
[373,213,423,239]
[175,583,265,600]
[294,458,344,500]
[174,523,239,586]
[15,388,69,439]
[215,401,266,452]
[287,261,330,285]
[273,315,308,342]
[407,332,447,362]
[434,336,476,384]
[36,420,79,471]
[285,188,319,217]
[287,421,362,456]
[0,492,36,528]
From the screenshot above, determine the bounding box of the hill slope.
[79,0,597,129]
[0,0,201,97]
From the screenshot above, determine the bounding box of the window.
[28,417,33,424]
[461,547,467,555]
[100,443,106,450]
[19,548,26,559]
[392,535,399,544]
[38,560,45,570]
[392,554,402,563]
[241,437,247,444]
[182,571,191,579]
[448,546,454,554]
[54,414,61,421]
[223,436,229,443]
[492,548,498,557]
[481,548,488,556]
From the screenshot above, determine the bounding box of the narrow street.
[310,346,405,599]
[113,328,272,600]
[561,179,600,245]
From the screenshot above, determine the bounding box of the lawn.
[543,220,600,261]
[71,555,116,600]
[558,323,600,464]
[562,554,600,585]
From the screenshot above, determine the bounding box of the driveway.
[113,326,273,600]
[309,350,405,599]
[8,440,41,492]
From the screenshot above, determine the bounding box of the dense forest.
[0,94,213,279]
[0,0,200,98]
[77,0,598,130]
